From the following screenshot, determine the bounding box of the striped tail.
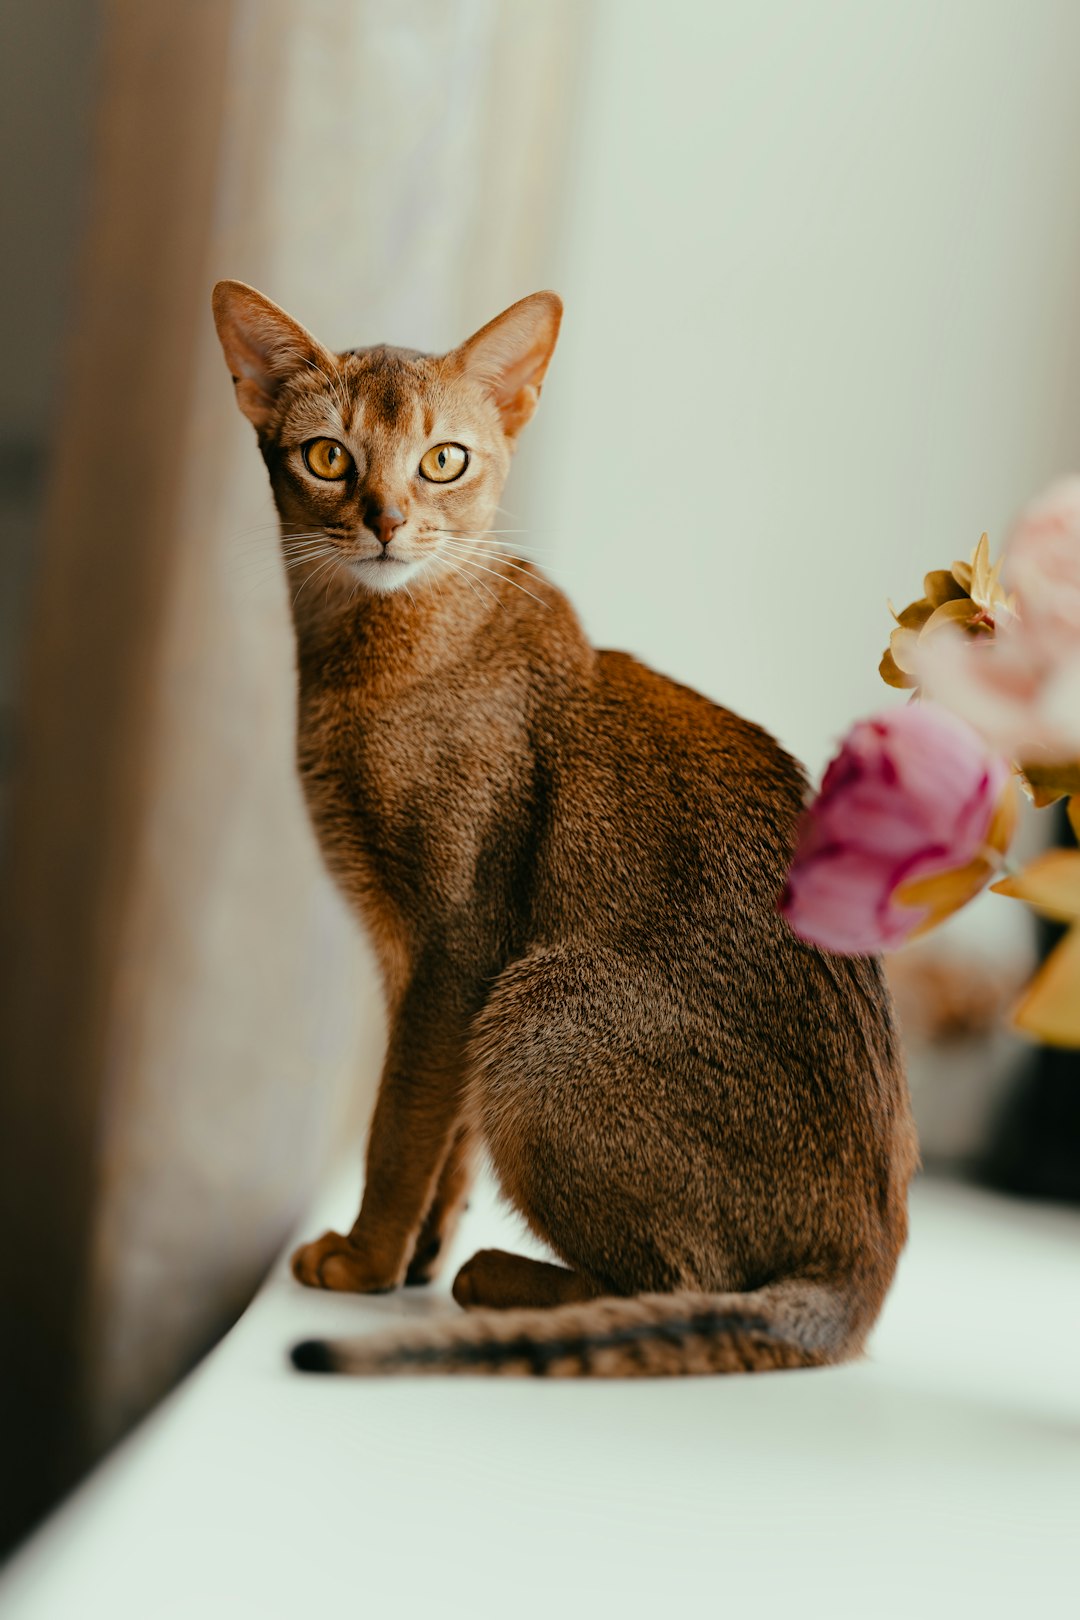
[290,1282,855,1379]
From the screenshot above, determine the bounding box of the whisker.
[438,554,489,607]
[282,543,336,562]
[439,541,546,583]
[228,534,330,567]
[440,528,536,539]
[227,557,307,587]
[281,557,336,572]
[228,520,294,541]
[442,533,554,558]
[438,553,500,611]
[280,539,336,554]
[285,544,336,565]
[227,534,327,568]
[227,526,339,596]
[436,531,554,560]
[438,546,551,610]
[342,559,365,614]
[292,553,341,605]
[281,529,338,552]
[437,537,540,570]
[281,543,337,561]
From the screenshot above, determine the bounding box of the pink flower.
[915,478,1080,765]
[780,705,1014,955]
[915,629,1080,761]
[1005,478,1080,655]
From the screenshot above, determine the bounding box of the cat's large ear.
[453,292,563,440]
[211,280,334,433]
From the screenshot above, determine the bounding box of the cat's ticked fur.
[213,280,916,1378]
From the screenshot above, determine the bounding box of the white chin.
[349,556,425,595]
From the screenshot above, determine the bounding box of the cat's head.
[212,282,561,595]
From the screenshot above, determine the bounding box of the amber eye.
[302,439,353,480]
[419,443,468,484]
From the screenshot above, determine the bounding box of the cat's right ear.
[211,281,333,433]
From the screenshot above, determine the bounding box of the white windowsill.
[2,1167,1078,1620]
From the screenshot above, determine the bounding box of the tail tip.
[290,1338,335,1374]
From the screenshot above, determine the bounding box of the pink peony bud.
[780,704,1015,955]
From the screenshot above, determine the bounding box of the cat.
[212,280,917,1377]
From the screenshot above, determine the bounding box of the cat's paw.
[290,1230,398,1293]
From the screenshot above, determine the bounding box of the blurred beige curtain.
[0,0,586,1546]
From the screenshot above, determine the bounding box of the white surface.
[2,1167,1078,1620]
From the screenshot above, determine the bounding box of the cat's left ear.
[212,280,335,433]
[453,291,563,440]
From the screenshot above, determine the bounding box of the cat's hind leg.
[452,1249,597,1310]
[465,945,721,1300]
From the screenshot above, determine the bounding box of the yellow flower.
[880,533,1014,691]
[990,797,1080,1046]
[1016,761,1080,809]
[895,774,1018,939]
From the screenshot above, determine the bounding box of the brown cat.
[212,281,917,1377]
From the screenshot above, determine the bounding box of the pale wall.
[527,0,1080,780]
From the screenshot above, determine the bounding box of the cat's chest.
[296,672,532,912]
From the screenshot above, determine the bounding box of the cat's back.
[578,646,809,890]
[596,644,803,777]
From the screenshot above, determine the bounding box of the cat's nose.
[369,505,405,548]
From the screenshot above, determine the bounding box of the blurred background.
[2,0,1079,1558]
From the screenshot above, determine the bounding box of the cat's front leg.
[291,1014,467,1294]
[404,1122,478,1286]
